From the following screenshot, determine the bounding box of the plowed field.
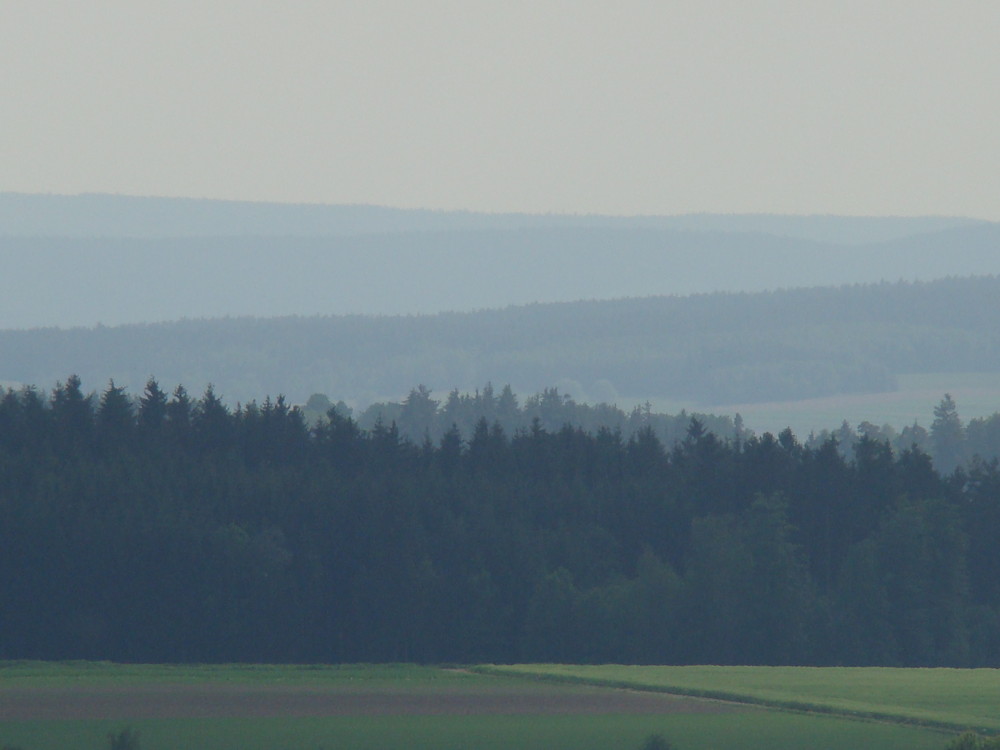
[0,681,749,720]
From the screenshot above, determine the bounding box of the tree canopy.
[1,377,999,666]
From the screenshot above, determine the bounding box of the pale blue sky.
[2,1,999,218]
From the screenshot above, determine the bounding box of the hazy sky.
[3,2,999,219]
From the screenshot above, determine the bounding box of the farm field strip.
[0,661,480,687]
[479,664,1000,733]
[0,681,741,721]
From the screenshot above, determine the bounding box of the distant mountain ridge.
[1,191,990,242]
[2,193,1000,330]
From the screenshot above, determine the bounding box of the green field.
[0,662,980,750]
[484,664,1000,733]
[0,712,948,750]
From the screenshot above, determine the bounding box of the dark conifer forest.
[3,377,1000,667]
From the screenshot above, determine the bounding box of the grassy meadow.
[0,662,980,750]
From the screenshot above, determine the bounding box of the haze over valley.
[11,10,1000,735]
[2,193,998,330]
[2,194,999,441]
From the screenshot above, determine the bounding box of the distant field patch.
[627,371,1000,436]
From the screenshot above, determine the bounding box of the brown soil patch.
[0,682,750,720]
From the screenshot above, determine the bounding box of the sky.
[3,1,1000,219]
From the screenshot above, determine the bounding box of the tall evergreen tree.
[932,394,966,474]
[138,377,168,433]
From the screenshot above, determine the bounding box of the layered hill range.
[1,193,999,411]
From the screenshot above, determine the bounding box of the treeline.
[2,377,1000,667]
[308,384,742,449]
[3,275,1000,406]
[321,386,1000,476]
[805,393,1000,475]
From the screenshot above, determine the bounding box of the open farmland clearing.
[0,663,955,750]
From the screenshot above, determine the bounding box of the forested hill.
[1,377,998,667]
[2,276,999,407]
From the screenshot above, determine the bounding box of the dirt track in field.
[0,682,751,720]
